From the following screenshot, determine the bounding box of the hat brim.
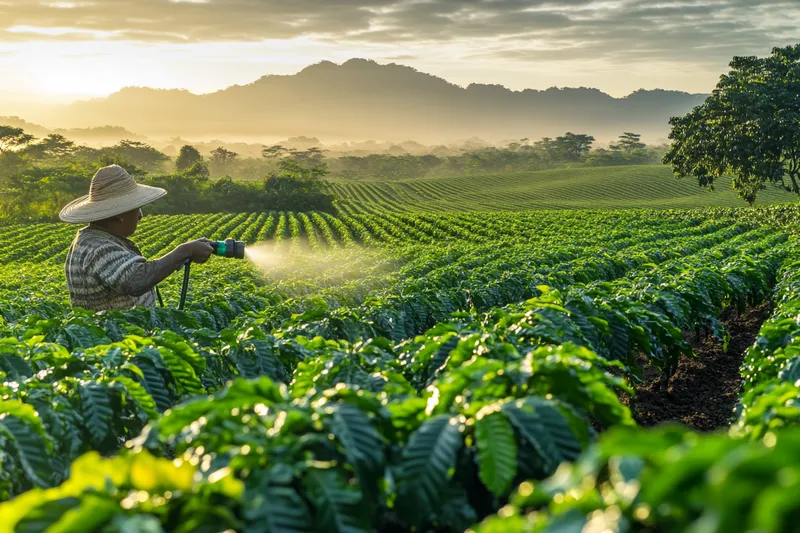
[59,184,167,223]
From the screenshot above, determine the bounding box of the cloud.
[382,54,418,60]
[1,0,798,67]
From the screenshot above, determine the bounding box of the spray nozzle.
[211,239,245,259]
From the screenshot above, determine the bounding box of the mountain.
[21,58,709,144]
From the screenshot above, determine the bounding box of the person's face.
[117,208,143,237]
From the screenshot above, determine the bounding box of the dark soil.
[626,302,771,431]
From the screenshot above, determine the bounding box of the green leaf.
[438,484,478,533]
[0,415,56,489]
[79,383,113,445]
[29,495,119,533]
[329,403,383,492]
[244,484,313,533]
[779,356,800,385]
[501,396,582,474]
[475,408,517,497]
[303,468,368,533]
[0,353,33,380]
[133,356,173,412]
[13,496,84,533]
[396,415,463,527]
[0,401,52,450]
[112,376,159,419]
[157,346,204,396]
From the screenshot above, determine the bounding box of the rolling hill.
[327,165,798,213]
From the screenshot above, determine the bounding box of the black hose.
[178,259,191,311]
[156,286,164,307]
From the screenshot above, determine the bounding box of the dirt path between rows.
[627,302,771,431]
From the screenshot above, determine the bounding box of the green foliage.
[21,134,76,160]
[665,44,800,204]
[472,426,800,533]
[1,207,800,531]
[611,132,646,153]
[0,450,243,532]
[209,146,239,177]
[261,159,335,212]
[0,126,34,153]
[475,408,517,497]
[102,140,170,173]
[176,145,203,173]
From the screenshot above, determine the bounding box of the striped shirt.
[65,225,156,311]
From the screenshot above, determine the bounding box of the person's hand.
[181,238,214,264]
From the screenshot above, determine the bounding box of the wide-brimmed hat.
[59,165,167,223]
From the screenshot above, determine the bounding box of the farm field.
[327,165,799,212]
[2,205,800,532]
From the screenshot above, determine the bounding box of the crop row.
[0,221,773,348]
[0,230,787,531]
[0,208,733,265]
[462,236,800,533]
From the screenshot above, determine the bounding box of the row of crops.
[470,249,800,533]
[0,209,714,265]
[1,206,800,531]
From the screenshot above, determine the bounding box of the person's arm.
[123,239,214,296]
[86,239,214,297]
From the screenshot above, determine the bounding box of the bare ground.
[625,302,771,431]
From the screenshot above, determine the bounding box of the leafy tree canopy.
[664,45,800,205]
[0,126,34,153]
[612,132,646,153]
[176,144,203,172]
[106,140,170,173]
[23,134,76,159]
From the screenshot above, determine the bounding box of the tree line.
[0,132,335,224]
[0,127,666,223]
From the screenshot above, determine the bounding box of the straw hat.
[59,165,167,223]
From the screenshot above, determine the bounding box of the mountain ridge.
[18,58,710,143]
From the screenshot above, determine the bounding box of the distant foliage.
[0,139,336,223]
[175,144,203,172]
[138,159,335,215]
[326,132,667,180]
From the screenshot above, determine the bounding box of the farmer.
[59,164,214,311]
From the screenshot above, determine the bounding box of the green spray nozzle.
[210,239,245,259]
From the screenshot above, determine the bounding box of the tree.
[211,146,239,165]
[0,126,34,153]
[261,145,327,168]
[23,134,76,159]
[209,146,239,176]
[184,160,210,180]
[533,137,559,159]
[261,144,288,160]
[664,45,800,205]
[105,140,169,173]
[612,132,646,153]
[176,145,203,172]
[554,132,595,161]
[262,159,334,211]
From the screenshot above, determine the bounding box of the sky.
[0,0,798,103]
